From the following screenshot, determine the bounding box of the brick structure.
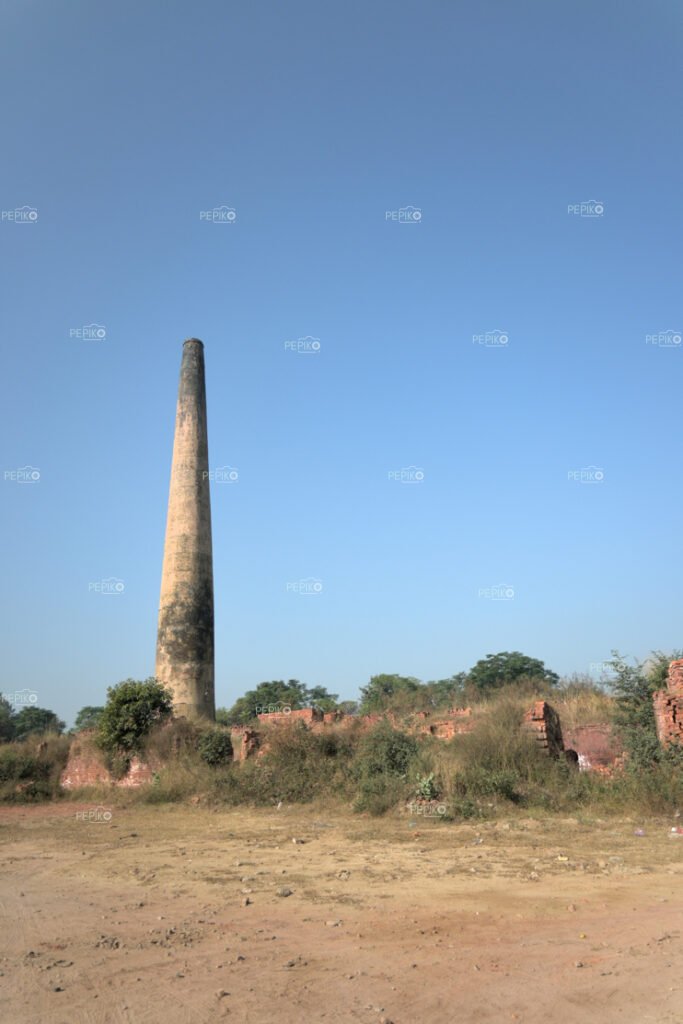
[232,702,574,764]
[60,738,160,790]
[416,707,474,740]
[60,741,112,788]
[229,726,261,762]
[523,700,565,758]
[653,659,683,747]
[257,707,323,725]
[563,724,623,773]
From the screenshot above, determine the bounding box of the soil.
[0,803,681,1023]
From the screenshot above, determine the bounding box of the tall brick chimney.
[155,339,215,720]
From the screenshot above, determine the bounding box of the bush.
[97,678,173,755]
[197,730,233,766]
[0,733,70,802]
[352,724,418,815]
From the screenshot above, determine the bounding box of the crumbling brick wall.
[523,701,565,757]
[653,659,683,747]
[257,707,323,725]
[563,724,622,773]
[230,726,260,762]
[60,739,160,789]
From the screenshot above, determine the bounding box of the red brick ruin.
[60,661,683,788]
[653,658,683,747]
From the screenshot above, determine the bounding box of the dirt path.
[0,804,681,1023]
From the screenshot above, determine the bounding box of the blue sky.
[1,0,681,726]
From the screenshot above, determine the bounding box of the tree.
[467,652,559,693]
[306,684,340,712]
[73,706,105,732]
[424,674,467,709]
[0,696,16,742]
[223,680,339,725]
[358,674,421,714]
[215,707,231,727]
[97,678,173,754]
[13,706,66,739]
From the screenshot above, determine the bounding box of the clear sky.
[1,0,681,726]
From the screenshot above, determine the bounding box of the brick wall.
[523,701,565,757]
[653,659,683,747]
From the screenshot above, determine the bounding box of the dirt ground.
[0,803,681,1024]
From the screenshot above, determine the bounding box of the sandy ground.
[0,803,681,1024]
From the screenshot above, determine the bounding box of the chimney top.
[183,337,204,347]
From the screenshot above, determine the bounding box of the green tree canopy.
[13,706,66,740]
[423,674,467,709]
[358,674,421,714]
[223,680,340,726]
[73,706,105,732]
[467,652,559,693]
[97,678,173,753]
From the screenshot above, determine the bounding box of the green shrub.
[0,733,70,802]
[97,678,173,755]
[414,771,439,800]
[352,724,418,815]
[197,730,233,766]
[0,750,49,782]
[454,766,520,801]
